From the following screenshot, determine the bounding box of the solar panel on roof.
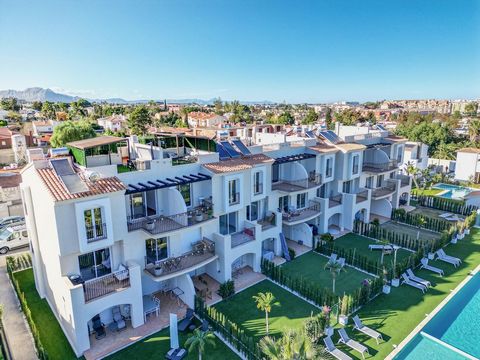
[375,124,386,131]
[50,158,75,176]
[216,143,231,160]
[320,130,342,144]
[220,141,241,158]
[232,140,251,155]
[305,130,315,138]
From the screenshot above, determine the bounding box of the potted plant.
[145,219,155,231]
[195,210,204,222]
[382,267,391,294]
[339,295,349,325]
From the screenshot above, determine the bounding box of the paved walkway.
[0,255,37,360]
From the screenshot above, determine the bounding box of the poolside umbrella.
[170,313,179,350]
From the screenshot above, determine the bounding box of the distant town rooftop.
[66,136,127,150]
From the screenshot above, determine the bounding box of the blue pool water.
[433,183,472,200]
[394,272,480,359]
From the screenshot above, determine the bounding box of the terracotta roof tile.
[203,154,274,174]
[36,168,126,202]
[308,143,339,154]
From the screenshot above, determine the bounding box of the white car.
[0,225,29,254]
[0,216,25,229]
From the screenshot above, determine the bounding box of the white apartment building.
[403,141,429,171]
[21,129,411,358]
[455,148,480,183]
[97,115,127,132]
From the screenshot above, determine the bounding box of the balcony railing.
[145,238,215,278]
[282,200,321,223]
[371,183,396,199]
[85,223,107,243]
[253,183,263,195]
[231,227,256,248]
[127,205,214,235]
[83,269,130,303]
[259,212,276,230]
[272,173,322,192]
[229,192,240,205]
[362,160,399,173]
[396,175,411,187]
[356,189,369,203]
[329,194,343,208]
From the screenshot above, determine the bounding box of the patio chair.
[337,328,369,360]
[352,315,384,344]
[323,336,352,360]
[337,257,346,268]
[420,258,444,276]
[178,308,195,332]
[92,315,106,340]
[406,269,431,288]
[329,253,338,263]
[172,348,187,360]
[112,306,126,331]
[436,249,461,266]
[401,273,426,293]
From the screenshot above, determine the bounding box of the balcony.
[127,205,214,235]
[396,174,411,187]
[272,173,322,193]
[282,200,322,225]
[356,189,369,203]
[83,269,130,303]
[229,192,240,205]
[371,183,396,200]
[258,212,277,231]
[86,223,108,243]
[231,227,256,248]
[362,160,399,173]
[145,238,216,279]
[328,194,343,208]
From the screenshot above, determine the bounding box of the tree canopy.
[0,98,20,111]
[303,108,318,124]
[127,105,152,135]
[50,120,96,148]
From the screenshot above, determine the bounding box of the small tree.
[127,105,152,135]
[324,260,346,294]
[50,120,96,148]
[184,329,216,360]
[252,292,280,334]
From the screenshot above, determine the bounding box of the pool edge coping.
[385,263,480,360]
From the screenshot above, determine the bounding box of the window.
[326,158,333,178]
[253,171,263,194]
[296,193,306,209]
[317,184,326,198]
[228,179,240,205]
[342,180,352,193]
[78,248,111,281]
[145,237,168,264]
[389,172,395,179]
[272,164,279,182]
[352,155,359,175]
[377,175,384,188]
[130,193,146,219]
[220,212,237,235]
[246,201,259,221]
[278,195,289,212]
[396,147,403,163]
[366,176,374,189]
[177,184,191,207]
[84,208,106,241]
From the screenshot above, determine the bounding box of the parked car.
[0,224,29,254]
[0,216,25,229]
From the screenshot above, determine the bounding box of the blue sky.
[1,0,479,103]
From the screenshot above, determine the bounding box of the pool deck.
[386,263,480,359]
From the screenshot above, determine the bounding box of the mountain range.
[0,87,274,105]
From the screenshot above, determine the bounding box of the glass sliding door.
[130,193,146,219]
[145,237,168,265]
[219,211,237,235]
[78,248,111,281]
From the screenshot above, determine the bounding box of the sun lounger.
[401,273,426,293]
[323,336,352,360]
[368,244,393,251]
[337,257,346,267]
[438,212,453,218]
[337,328,369,359]
[329,253,338,263]
[436,249,461,267]
[352,315,384,344]
[420,258,444,276]
[445,215,460,222]
[178,308,194,332]
[406,269,431,287]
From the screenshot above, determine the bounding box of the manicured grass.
[13,269,77,360]
[331,228,480,359]
[105,324,239,360]
[213,280,320,340]
[281,251,373,296]
[410,206,464,221]
[411,188,443,196]
[380,221,440,243]
[334,233,413,264]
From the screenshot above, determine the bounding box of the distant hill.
[0,87,275,105]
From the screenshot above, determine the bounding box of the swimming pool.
[394,272,480,359]
[433,183,473,200]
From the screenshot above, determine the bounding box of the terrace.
[362,160,399,173]
[379,221,441,244]
[282,200,322,225]
[272,172,322,192]
[371,183,396,200]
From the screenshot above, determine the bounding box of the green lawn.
[105,323,239,360]
[13,269,77,360]
[411,188,443,196]
[410,206,464,221]
[331,228,480,359]
[334,233,413,264]
[281,251,373,296]
[213,280,320,340]
[380,221,440,243]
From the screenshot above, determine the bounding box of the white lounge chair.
[438,212,453,218]
[337,257,346,267]
[420,258,444,276]
[337,328,369,359]
[401,273,426,293]
[352,315,384,344]
[368,244,393,251]
[329,253,338,263]
[323,336,352,360]
[436,249,461,267]
[406,269,431,288]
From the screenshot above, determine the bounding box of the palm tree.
[259,329,326,360]
[468,119,480,142]
[252,292,280,335]
[404,162,420,190]
[259,336,283,360]
[184,329,216,360]
[324,259,346,293]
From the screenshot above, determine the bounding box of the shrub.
[320,233,334,244]
[218,280,235,299]
[304,312,327,344]
[288,247,296,260]
[371,218,380,227]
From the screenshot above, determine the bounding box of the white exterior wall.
[455,152,480,181]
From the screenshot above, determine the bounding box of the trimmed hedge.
[195,297,260,360]
[391,208,452,233]
[412,195,477,215]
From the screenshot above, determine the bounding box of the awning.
[125,173,212,194]
[273,153,316,165]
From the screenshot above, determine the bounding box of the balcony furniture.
[352,315,384,344]
[244,227,254,237]
[92,315,106,340]
[143,295,160,322]
[170,287,185,306]
[166,348,188,360]
[178,308,195,332]
[112,306,126,332]
[114,264,129,281]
